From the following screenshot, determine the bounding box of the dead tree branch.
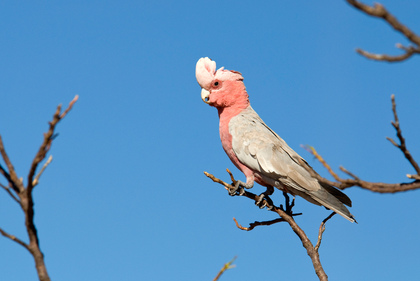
[233,217,288,231]
[0,227,30,251]
[315,213,336,252]
[204,170,331,281]
[346,0,420,61]
[387,95,420,176]
[32,155,53,187]
[303,95,420,193]
[0,182,20,204]
[0,137,25,193]
[212,256,237,281]
[0,95,78,281]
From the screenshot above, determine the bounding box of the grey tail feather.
[311,188,356,223]
[320,182,352,207]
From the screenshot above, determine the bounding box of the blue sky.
[1,1,420,280]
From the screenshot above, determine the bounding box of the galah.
[196,57,355,222]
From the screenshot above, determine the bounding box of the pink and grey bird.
[196,57,355,222]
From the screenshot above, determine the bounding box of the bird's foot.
[255,194,274,210]
[279,192,295,215]
[228,179,254,196]
[255,186,274,209]
[228,180,245,196]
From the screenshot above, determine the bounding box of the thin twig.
[386,95,420,175]
[305,145,420,193]
[339,166,360,180]
[0,136,24,193]
[233,215,302,231]
[0,227,30,251]
[346,0,420,62]
[271,206,328,281]
[0,182,20,204]
[302,95,420,193]
[300,147,353,189]
[27,95,78,193]
[0,164,13,190]
[0,95,78,281]
[301,145,344,184]
[205,171,328,281]
[315,213,336,252]
[356,47,418,62]
[204,171,232,191]
[204,170,275,209]
[213,256,237,281]
[227,169,237,186]
[60,95,79,119]
[32,155,53,187]
[407,174,420,180]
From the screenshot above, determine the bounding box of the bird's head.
[195,57,249,109]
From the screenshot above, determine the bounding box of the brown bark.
[346,0,420,62]
[205,169,333,281]
[302,95,420,193]
[0,95,78,281]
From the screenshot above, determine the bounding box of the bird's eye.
[214,81,219,87]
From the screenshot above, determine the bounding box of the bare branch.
[305,145,420,193]
[315,213,336,252]
[303,95,420,193]
[347,0,420,62]
[387,95,420,175]
[27,95,78,193]
[407,174,420,180]
[0,182,20,204]
[0,96,78,281]
[233,215,302,232]
[205,169,280,211]
[356,47,418,62]
[205,171,328,281]
[204,170,232,191]
[213,256,237,281]
[302,145,343,183]
[271,206,328,281]
[339,166,361,181]
[32,155,53,187]
[386,136,399,148]
[0,136,24,193]
[60,95,79,119]
[0,227,30,251]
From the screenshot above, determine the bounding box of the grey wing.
[229,107,354,222]
[229,106,320,193]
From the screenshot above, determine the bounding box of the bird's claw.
[256,193,266,208]
[255,186,275,209]
[255,193,274,210]
[279,192,295,215]
[228,181,245,196]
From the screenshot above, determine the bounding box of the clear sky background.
[1,1,420,280]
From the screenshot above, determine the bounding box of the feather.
[230,106,354,222]
[196,57,355,222]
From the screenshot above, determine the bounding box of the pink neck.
[217,101,248,123]
[217,102,249,158]
[217,102,253,181]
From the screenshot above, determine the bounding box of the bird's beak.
[201,88,211,104]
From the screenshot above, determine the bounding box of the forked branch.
[27,95,78,193]
[346,0,420,61]
[303,95,420,193]
[212,256,237,281]
[0,95,78,281]
[315,213,336,252]
[387,95,420,176]
[204,170,333,281]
